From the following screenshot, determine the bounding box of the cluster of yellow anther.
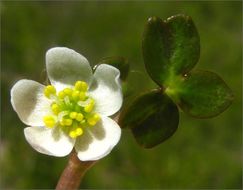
[43,81,101,139]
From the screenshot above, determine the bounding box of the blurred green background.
[1,1,242,189]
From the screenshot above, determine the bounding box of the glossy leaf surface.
[119,90,179,148]
[166,70,234,118]
[142,15,200,86]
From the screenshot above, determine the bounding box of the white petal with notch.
[46,47,93,91]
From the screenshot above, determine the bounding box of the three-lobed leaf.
[143,14,233,118]
[119,90,179,148]
[119,14,233,149]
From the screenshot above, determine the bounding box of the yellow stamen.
[64,119,73,126]
[43,80,100,139]
[69,112,77,119]
[79,92,86,101]
[87,113,100,126]
[76,128,83,136]
[80,119,86,125]
[69,131,77,138]
[87,119,95,126]
[63,88,72,96]
[43,115,56,128]
[84,104,93,113]
[72,90,80,100]
[75,81,88,91]
[84,99,94,113]
[51,103,60,115]
[76,113,84,121]
[44,85,56,98]
[58,91,65,99]
[93,114,101,122]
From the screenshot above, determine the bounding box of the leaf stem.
[55,151,96,190]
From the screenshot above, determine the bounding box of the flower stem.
[55,151,96,190]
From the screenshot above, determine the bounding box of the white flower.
[10,47,122,161]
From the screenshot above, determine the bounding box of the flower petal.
[24,126,75,157]
[46,47,93,91]
[89,64,122,116]
[11,79,52,126]
[75,116,121,161]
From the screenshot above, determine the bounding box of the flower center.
[43,81,100,139]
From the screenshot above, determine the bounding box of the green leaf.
[165,15,200,75]
[142,14,200,86]
[99,56,129,81]
[165,70,234,118]
[119,90,179,148]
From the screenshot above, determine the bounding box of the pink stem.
[55,151,96,190]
